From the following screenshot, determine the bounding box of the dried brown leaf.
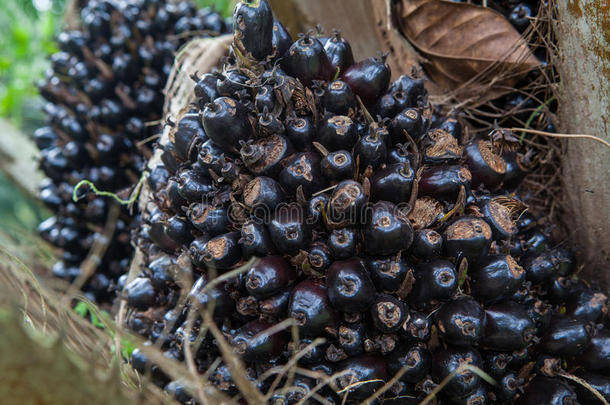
[394,0,540,103]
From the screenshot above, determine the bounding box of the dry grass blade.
[419,364,496,405]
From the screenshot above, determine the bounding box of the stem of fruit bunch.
[72,171,148,205]
[513,127,610,148]
[418,364,496,405]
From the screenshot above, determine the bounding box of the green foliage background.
[0,0,234,234]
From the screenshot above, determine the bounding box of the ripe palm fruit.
[233,0,273,59]
[121,2,606,401]
[36,0,228,303]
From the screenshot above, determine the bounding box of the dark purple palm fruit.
[365,256,414,294]
[389,108,425,144]
[463,139,507,190]
[435,296,485,347]
[336,354,387,401]
[278,151,326,197]
[362,201,413,256]
[285,115,316,151]
[267,203,312,255]
[231,319,288,362]
[354,123,388,172]
[324,80,356,115]
[320,149,355,184]
[408,260,457,309]
[289,279,336,337]
[271,19,292,59]
[316,114,359,151]
[342,54,391,107]
[244,256,296,298]
[515,376,578,405]
[539,315,592,356]
[443,216,493,264]
[481,301,537,351]
[240,134,293,177]
[327,258,376,313]
[323,29,354,75]
[579,329,610,374]
[201,97,254,154]
[327,179,367,226]
[281,31,333,86]
[431,347,483,398]
[470,254,526,303]
[370,161,416,204]
[418,164,472,202]
[233,0,274,60]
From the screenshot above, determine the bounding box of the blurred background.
[0,0,233,236]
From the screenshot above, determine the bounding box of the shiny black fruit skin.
[342,56,391,106]
[411,228,443,260]
[190,232,241,271]
[443,216,493,264]
[337,322,366,356]
[240,134,293,177]
[337,354,387,401]
[321,150,354,183]
[245,256,296,298]
[408,260,457,309]
[201,97,253,154]
[431,347,483,397]
[188,275,234,322]
[289,280,335,337]
[324,80,356,115]
[515,376,578,405]
[362,201,413,256]
[125,277,156,310]
[387,344,431,383]
[285,116,315,151]
[481,301,536,351]
[279,152,325,197]
[327,258,376,313]
[564,287,607,322]
[259,289,291,318]
[370,294,407,333]
[328,227,358,259]
[365,256,413,294]
[579,329,610,373]
[271,19,292,59]
[418,165,472,202]
[267,203,312,255]
[389,108,425,144]
[327,180,367,226]
[172,111,207,162]
[479,196,518,240]
[463,139,507,190]
[435,296,485,347]
[370,162,415,204]
[539,315,591,356]
[242,176,285,215]
[508,3,533,33]
[316,115,358,152]
[177,169,214,203]
[239,220,276,258]
[233,0,274,60]
[231,319,288,362]
[187,203,230,236]
[389,74,427,109]
[193,72,220,104]
[281,33,332,85]
[323,30,354,74]
[308,241,332,273]
[470,254,526,303]
[307,194,328,224]
[522,249,566,284]
[354,124,387,171]
[401,310,432,342]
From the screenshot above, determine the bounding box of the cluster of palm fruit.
[35,0,229,303]
[122,1,609,403]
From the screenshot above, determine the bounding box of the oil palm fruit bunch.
[35,0,229,304]
[123,1,609,403]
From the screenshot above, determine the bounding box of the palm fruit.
[121,1,608,403]
[35,0,229,304]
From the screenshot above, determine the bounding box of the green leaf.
[74,301,88,318]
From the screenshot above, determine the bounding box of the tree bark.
[556,0,610,289]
